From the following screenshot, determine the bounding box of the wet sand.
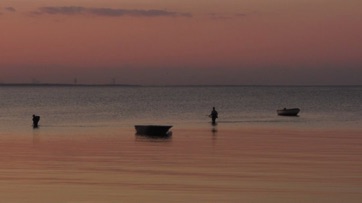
[0,126,361,202]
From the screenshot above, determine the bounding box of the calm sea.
[0,85,361,133]
[0,85,361,202]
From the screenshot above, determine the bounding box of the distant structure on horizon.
[32,78,39,84]
[111,78,116,85]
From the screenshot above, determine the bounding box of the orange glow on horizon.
[1,0,362,85]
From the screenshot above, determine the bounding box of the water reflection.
[211,122,218,134]
[210,122,218,147]
[32,127,41,145]
[135,132,172,142]
[3,125,361,203]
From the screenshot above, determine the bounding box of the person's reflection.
[32,128,40,145]
[211,122,218,149]
[211,122,217,135]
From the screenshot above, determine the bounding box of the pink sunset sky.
[1,0,361,85]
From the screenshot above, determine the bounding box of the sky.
[1,0,361,85]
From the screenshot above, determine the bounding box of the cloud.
[89,8,191,17]
[33,6,192,17]
[1,7,16,15]
[235,13,247,17]
[5,7,16,12]
[35,6,85,15]
[0,7,16,15]
[208,12,247,20]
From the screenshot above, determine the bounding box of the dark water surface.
[0,86,361,202]
[0,86,361,132]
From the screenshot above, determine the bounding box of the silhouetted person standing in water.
[32,115,40,128]
[210,107,218,124]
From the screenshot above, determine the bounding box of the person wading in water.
[32,114,40,128]
[210,107,218,124]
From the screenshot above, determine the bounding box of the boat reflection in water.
[134,125,173,138]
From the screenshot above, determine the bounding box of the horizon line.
[0,83,361,87]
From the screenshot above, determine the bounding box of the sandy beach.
[0,126,361,203]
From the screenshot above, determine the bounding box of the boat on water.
[135,125,173,136]
[277,108,300,116]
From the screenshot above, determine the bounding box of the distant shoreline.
[0,83,361,87]
[0,83,140,87]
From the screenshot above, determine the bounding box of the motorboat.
[135,125,173,136]
[277,108,300,116]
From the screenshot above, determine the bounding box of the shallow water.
[0,86,361,133]
[0,125,361,202]
[0,86,361,202]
